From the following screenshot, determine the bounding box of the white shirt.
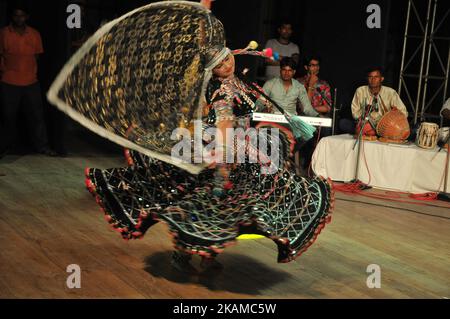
[440,98,450,116]
[351,85,408,123]
[264,39,299,80]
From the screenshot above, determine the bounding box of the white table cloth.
[311,134,450,193]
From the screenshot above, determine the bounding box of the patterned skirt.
[85,149,333,263]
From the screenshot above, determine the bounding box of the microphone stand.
[318,87,334,108]
[317,86,337,135]
[331,88,338,135]
[350,101,374,186]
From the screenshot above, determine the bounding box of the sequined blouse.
[205,75,269,127]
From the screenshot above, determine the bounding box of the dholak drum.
[416,122,439,149]
[376,107,410,143]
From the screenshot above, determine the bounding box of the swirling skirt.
[85,150,333,263]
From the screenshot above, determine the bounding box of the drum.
[376,107,410,143]
[416,122,439,149]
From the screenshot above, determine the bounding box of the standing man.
[264,21,300,81]
[0,7,56,157]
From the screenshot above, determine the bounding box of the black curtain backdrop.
[217,0,411,117]
[301,0,397,117]
[1,0,446,149]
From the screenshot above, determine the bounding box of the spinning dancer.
[47,1,333,273]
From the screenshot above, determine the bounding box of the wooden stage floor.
[1,146,449,299]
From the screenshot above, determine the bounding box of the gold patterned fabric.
[48,1,225,173]
[47,1,335,264]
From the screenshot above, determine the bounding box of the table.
[311,134,450,193]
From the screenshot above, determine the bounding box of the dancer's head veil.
[48,1,226,173]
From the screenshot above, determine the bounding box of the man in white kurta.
[351,68,408,126]
[440,97,450,120]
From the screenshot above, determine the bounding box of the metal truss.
[398,0,450,125]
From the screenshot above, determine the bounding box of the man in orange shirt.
[0,7,56,157]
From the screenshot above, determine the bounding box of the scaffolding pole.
[398,0,450,125]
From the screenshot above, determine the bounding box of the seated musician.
[441,98,450,121]
[342,66,408,136]
[262,57,318,117]
[261,57,318,173]
[297,55,332,137]
[440,98,450,148]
